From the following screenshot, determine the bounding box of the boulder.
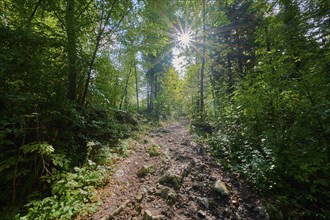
[159,170,181,189]
[114,110,138,126]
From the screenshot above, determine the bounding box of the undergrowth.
[13,138,139,220]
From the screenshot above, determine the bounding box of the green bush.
[16,160,107,220]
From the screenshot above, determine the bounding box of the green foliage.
[16,160,107,220]
[137,165,154,178]
[148,144,160,157]
[202,0,330,218]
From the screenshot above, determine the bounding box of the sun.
[178,32,192,47]
[178,33,191,46]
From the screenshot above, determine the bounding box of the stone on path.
[159,170,181,189]
[143,210,163,220]
[213,180,230,197]
[137,165,153,178]
[160,187,178,205]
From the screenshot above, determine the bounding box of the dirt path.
[83,121,265,220]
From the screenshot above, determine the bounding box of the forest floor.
[79,120,267,220]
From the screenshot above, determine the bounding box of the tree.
[66,0,77,101]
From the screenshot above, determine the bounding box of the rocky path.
[83,121,266,220]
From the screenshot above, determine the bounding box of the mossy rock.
[160,187,177,205]
[159,170,181,189]
[137,165,154,178]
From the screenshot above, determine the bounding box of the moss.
[148,144,160,157]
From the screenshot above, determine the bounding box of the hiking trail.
[80,121,266,220]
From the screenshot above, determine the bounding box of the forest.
[0,0,329,219]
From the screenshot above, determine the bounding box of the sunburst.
[178,31,192,48]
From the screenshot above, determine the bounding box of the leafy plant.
[16,160,108,220]
[148,144,160,157]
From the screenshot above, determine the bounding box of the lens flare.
[178,32,192,47]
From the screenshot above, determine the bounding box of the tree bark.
[134,60,139,111]
[200,0,206,115]
[120,68,131,110]
[79,0,130,106]
[66,0,77,101]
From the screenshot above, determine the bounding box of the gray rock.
[159,170,181,189]
[213,180,230,197]
[143,210,153,220]
[197,197,209,209]
[197,210,207,217]
[143,210,163,220]
[160,187,177,205]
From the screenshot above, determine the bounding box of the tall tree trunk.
[66,0,77,101]
[200,0,206,115]
[79,0,129,106]
[134,61,139,111]
[80,36,100,105]
[120,68,131,110]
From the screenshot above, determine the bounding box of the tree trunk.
[66,0,77,101]
[200,0,206,115]
[134,61,139,111]
[120,68,131,110]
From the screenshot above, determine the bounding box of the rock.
[197,210,212,219]
[192,182,202,190]
[213,180,230,197]
[197,145,205,155]
[106,199,130,219]
[114,110,138,126]
[137,165,153,178]
[223,207,232,217]
[160,187,177,205]
[231,199,239,207]
[181,140,190,146]
[160,187,170,198]
[196,197,209,209]
[147,195,156,202]
[143,210,163,220]
[197,210,207,217]
[143,210,154,220]
[254,206,270,220]
[159,170,181,189]
[135,193,143,203]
